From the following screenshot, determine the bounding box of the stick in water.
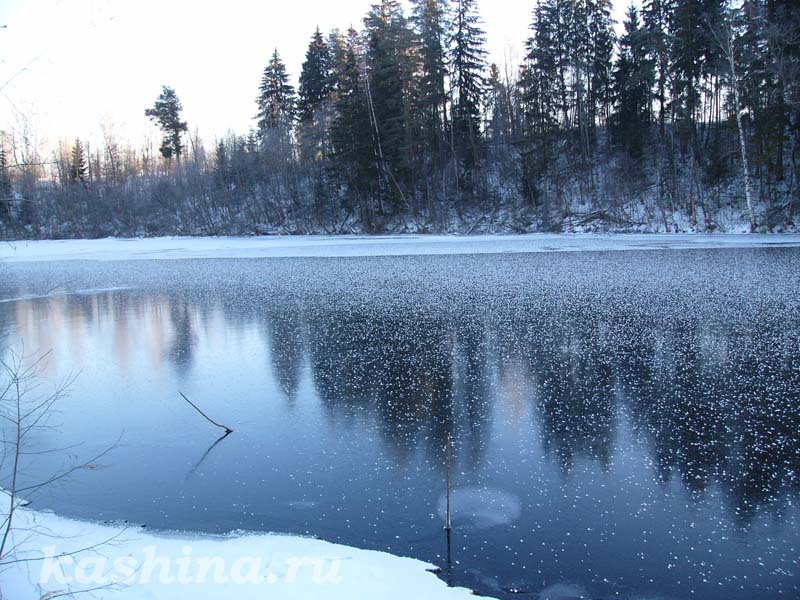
[445,432,452,531]
[179,392,234,434]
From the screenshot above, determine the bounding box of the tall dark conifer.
[331,28,376,191]
[0,148,11,223]
[69,138,88,184]
[643,0,675,137]
[450,0,487,173]
[298,29,333,124]
[298,28,335,161]
[411,0,449,162]
[611,5,655,161]
[670,0,725,142]
[145,86,189,160]
[587,0,616,130]
[521,0,564,226]
[256,49,296,151]
[364,0,418,189]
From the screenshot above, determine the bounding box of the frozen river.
[1,236,798,599]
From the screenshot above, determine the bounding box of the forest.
[0,0,798,237]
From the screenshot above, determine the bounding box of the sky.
[0,0,628,153]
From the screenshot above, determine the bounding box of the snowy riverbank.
[0,497,484,600]
[2,232,800,263]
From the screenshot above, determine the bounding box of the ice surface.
[437,487,522,530]
[2,233,800,262]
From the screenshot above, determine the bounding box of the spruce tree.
[214,140,229,187]
[521,0,573,226]
[761,0,800,191]
[256,49,296,150]
[670,0,725,142]
[145,86,189,160]
[298,28,333,124]
[363,0,418,188]
[611,5,655,161]
[411,0,449,162]
[69,138,88,184]
[298,28,335,161]
[327,29,347,90]
[0,147,11,223]
[587,0,616,130]
[331,28,376,190]
[450,0,487,173]
[642,0,675,137]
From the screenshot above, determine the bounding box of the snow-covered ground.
[1,497,482,600]
[1,233,800,262]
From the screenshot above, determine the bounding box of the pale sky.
[0,0,628,152]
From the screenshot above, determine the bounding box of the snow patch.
[0,498,488,599]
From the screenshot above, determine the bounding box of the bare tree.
[0,350,121,580]
[708,10,756,232]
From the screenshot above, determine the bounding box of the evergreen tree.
[297,28,335,160]
[214,140,229,187]
[411,0,449,162]
[331,28,376,191]
[327,29,348,89]
[256,49,296,151]
[485,63,508,143]
[450,0,488,172]
[526,0,571,129]
[670,0,725,142]
[587,0,616,130]
[0,147,11,223]
[364,0,419,189]
[521,1,564,225]
[298,28,333,124]
[69,138,88,183]
[145,86,189,160]
[611,5,655,161]
[642,0,675,137]
[759,0,800,190]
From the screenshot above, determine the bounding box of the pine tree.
[611,5,655,161]
[69,138,88,183]
[450,0,487,173]
[145,86,189,160]
[256,49,296,151]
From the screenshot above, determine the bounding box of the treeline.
[1,0,799,238]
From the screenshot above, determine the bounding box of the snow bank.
[2,233,799,263]
[1,500,484,600]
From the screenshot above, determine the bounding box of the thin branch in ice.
[178,392,234,435]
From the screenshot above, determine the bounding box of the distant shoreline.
[3,232,800,263]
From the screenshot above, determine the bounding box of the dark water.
[1,248,799,599]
